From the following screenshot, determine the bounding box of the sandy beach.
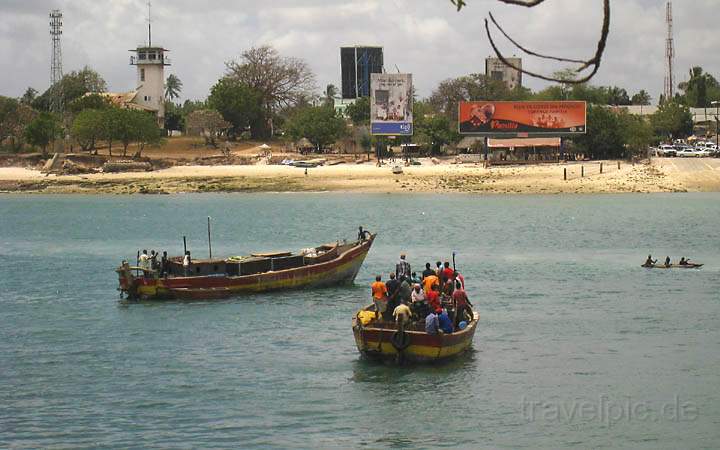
[1,157,718,195]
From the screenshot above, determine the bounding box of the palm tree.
[678,67,718,107]
[165,74,183,100]
[631,90,652,106]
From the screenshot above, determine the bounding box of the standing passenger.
[160,251,169,277]
[183,251,192,276]
[422,263,435,280]
[371,275,388,319]
[396,253,411,279]
[139,250,150,270]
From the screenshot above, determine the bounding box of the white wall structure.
[130,46,170,127]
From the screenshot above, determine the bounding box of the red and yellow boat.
[352,305,479,363]
[117,234,375,300]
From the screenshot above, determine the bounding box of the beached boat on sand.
[352,305,479,363]
[117,234,375,300]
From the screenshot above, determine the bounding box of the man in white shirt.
[183,251,191,276]
[139,249,150,270]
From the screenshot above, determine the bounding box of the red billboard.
[458,101,587,136]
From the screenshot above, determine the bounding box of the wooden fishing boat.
[352,305,479,363]
[116,234,375,300]
[641,263,703,269]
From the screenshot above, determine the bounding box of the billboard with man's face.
[458,101,587,136]
[371,73,413,136]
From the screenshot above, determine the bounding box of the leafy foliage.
[651,101,694,139]
[0,96,37,152]
[32,67,107,111]
[24,113,62,156]
[344,96,371,125]
[677,66,720,108]
[573,105,625,159]
[165,74,183,100]
[284,106,347,150]
[67,93,112,114]
[71,109,104,151]
[208,78,264,139]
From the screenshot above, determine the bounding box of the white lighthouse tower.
[129,2,169,127]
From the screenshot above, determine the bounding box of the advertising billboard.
[371,73,413,136]
[458,101,586,136]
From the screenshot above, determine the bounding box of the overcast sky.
[1,0,718,104]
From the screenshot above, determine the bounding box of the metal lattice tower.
[49,9,64,113]
[663,2,674,101]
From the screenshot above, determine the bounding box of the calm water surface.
[1,193,719,449]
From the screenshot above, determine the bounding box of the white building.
[129,45,170,127]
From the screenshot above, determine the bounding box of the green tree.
[20,87,38,105]
[100,107,122,156]
[24,113,62,157]
[428,73,524,119]
[618,111,653,156]
[71,109,104,152]
[32,67,107,111]
[344,96,370,125]
[678,66,720,107]
[67,93,112,113]
[1,96,37,152]
[207,78,264,139]
[165,74,183,100]
[284,105,347,150]
[164,101,184,132]
[134,113,163,158]
[573,105,624,159]
[651,101,694,140]
[413,113,459,155]
[631,90,652,105]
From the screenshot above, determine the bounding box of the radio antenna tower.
[49,9,64,113]
[147,1,152,47]
[663,1,675,101]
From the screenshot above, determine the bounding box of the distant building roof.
[97,92,156,112]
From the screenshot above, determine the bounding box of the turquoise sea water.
[1,193,719,449]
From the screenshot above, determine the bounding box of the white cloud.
[0,0,717,104]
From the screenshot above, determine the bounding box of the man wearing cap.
[395,253,411,280]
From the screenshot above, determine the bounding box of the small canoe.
[352,305,479,364]
[641,263,703,269]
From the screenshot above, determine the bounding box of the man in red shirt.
[426,284,442,314]
[441,262,454,284]
[452,287,473,327]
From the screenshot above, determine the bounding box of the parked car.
[676,147,699,157]
[693,147,712,157]
[657,144,677,157]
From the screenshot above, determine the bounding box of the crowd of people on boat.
[643,254,696,267]
[370,254,473,335]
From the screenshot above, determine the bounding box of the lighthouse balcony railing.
[130,56,171,65]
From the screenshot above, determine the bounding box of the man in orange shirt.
[371,275,388,319]
[422,273,439,295]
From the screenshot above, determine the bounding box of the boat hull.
[125,236,374,300]
[352,310,479,364]
[641,263,703,269]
